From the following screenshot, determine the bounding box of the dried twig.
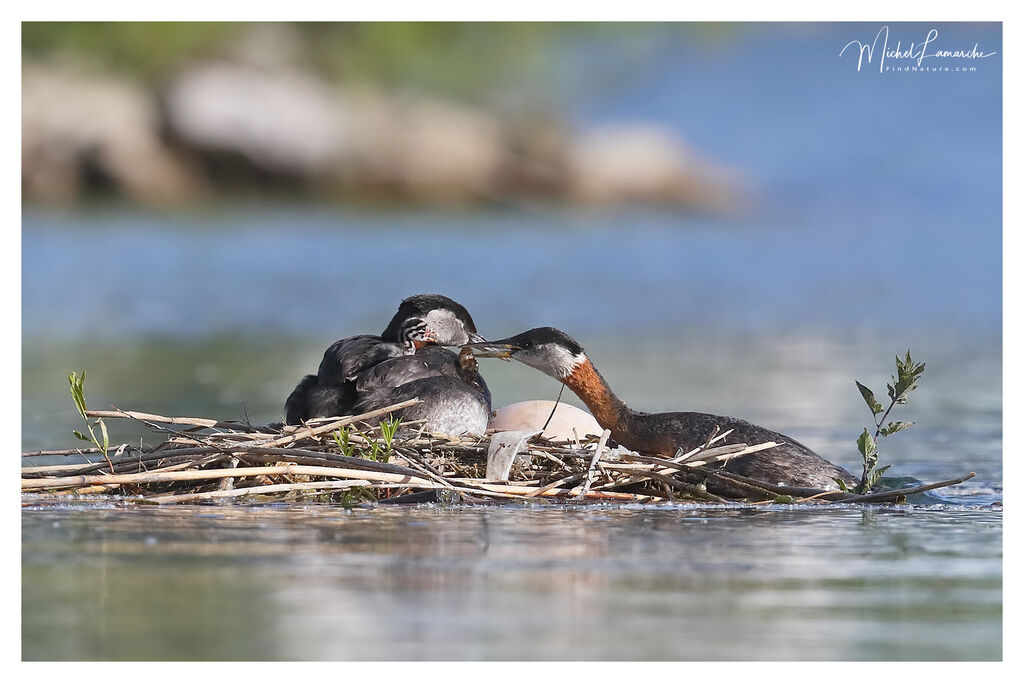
[814,472,977,504]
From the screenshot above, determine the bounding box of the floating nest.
[21,399,974,506]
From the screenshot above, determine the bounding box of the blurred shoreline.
[22,54,742,212]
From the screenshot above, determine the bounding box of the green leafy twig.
[68,371,114,473]
[847,350,926,494]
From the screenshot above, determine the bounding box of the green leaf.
[68,371,88,419]
[332,427,352,457]
[856,381,884,415]
[880,421,915,436]
[834,477,848,492]
[889,351,925,404]
[864,464,893,491]
[378,416,402,450]
[98,419,109,455]
[892,375,916,403]
[856,428,876,459]
[72,430,90,442]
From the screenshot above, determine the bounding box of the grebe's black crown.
[499,327,586,356]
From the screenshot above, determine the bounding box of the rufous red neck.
[563,358,624,431]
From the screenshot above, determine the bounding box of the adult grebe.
[473,327,858,491]
[285,294,491,435]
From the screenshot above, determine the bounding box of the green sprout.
[355,428,384,462]
[332,426,354,457]
[379,416,402,451]
[845,350,926,494]
[332,417,401,463]
[68,371,112,470]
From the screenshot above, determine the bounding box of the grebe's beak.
[465,337,521,360]
[440,332,487,348]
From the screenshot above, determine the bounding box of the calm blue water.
[21,22,1001,661]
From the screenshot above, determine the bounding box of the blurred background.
[22,22,1002,497]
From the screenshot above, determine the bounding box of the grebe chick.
[356,348,490,435]
[473,327,857,491]
[285,294,491,435]
[285,316,432,424]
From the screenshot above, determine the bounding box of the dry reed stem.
[22,448,112,458]
[87,399,422,447]
[23,462,117,474]
[525,472,586,498]
[61,454,228,496]
[664,441,779,470]
[390,449,464,490]
[151,479,374,503]
[593,441,778,493]
[21,463,436,491]
[671,429,735,462]
[86,409,224,428]
[21,461,640,501]
[628,468,728,503]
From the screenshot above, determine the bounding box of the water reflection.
[22,503,1001,660]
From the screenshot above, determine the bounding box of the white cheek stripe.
[552,350,587,379]
[564,352,588,377]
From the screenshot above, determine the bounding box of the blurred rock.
[162,63,505,202]
[23,58,742,212]
[496,114,573,198]
[163,62,345,178]
[341,91,505,202]
[570,124,740,211]
[22,61,194,204]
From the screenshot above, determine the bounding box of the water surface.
[22,502,1002,661]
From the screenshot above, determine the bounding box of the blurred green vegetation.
[22,22,240,81]
[22,22,731,100]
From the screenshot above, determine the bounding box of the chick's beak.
[414,330,440,349]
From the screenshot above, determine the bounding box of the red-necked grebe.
[473,327,857,491]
